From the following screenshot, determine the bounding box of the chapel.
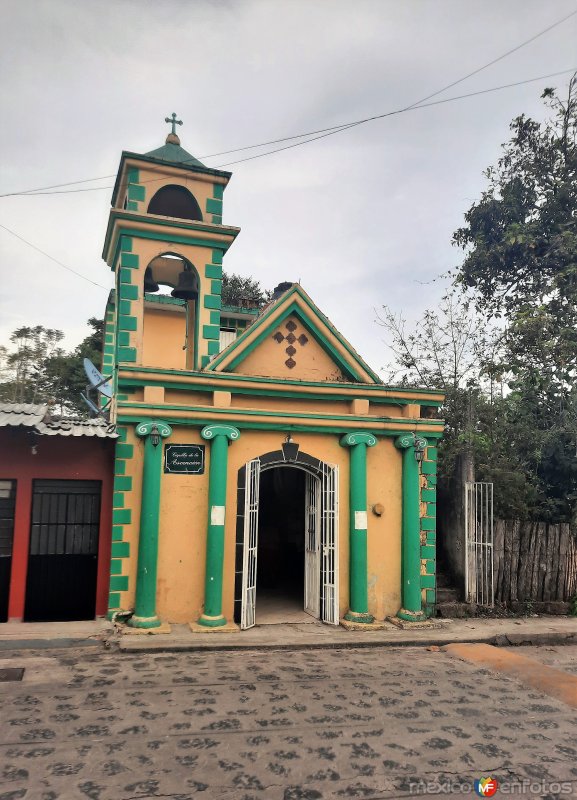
[100,116,444,631]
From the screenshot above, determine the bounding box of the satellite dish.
[83,358,112,398]
[81,394,102,416]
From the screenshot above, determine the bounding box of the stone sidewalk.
[1,615,575,652]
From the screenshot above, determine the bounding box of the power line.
[201,6,577,160]
[1,8,575,199]
[214,68,577,169]
[0,223,109,290]
[7,67,576,194]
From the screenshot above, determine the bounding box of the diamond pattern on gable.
[207,283,382,384]
[230,313,346,381]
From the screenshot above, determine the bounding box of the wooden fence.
[493,520,577,603]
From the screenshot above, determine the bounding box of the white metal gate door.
[465,481,494,606]
[241,458,261,629]
[320,464,339,625]
[304,472,320,618]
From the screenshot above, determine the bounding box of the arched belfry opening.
[142,252,199,370]
[234,448,339,629]
[147,184,203,222]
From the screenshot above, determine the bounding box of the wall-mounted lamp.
[150,424,161,448]
[282,433,299,462]
[414,436,426,463]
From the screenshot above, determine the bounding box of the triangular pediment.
[207,285,381,384]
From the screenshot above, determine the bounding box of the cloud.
[0,0,575,374]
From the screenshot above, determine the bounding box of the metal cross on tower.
[165,113,183,135]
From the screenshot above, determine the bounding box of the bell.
[171,269,198,301]
[144,267,159,293]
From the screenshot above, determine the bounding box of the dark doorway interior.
[256,467,307,622]
[24,480,101,622]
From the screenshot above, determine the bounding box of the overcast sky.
[1,0,576,378]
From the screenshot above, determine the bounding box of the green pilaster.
[127,420,172,628]
[197,424,240,627]
[340,431,377,623]
[395,433,428,621]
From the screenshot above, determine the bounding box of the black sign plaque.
[164,444,205,475]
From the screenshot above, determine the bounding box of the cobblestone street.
[1,644,576,799]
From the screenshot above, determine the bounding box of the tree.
[452,75,577,522]
[0,326,65,404]
[43,318,104,415]
[377,294,527,512]
[221,272,271,307]
[0,318,103,416]
[453,74,577,385]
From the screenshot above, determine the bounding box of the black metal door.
[0,480,16,622]
[24,480,101,622]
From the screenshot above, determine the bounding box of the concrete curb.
[115,630,577,654]
[0,638,105,652]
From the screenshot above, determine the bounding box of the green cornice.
[117,364,445,404]
[111,150,232,207]
[119,376,408,406]
[117,399,444,428]
[207,284,382,384]
[117,412,444,439]
[102,211,240,266]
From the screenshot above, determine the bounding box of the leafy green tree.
[453,74,577,385]
[0,326,65,404]
[221,272,271,307]
[43,318,104,415]
[452,75,577,522]
[0,318,103,416]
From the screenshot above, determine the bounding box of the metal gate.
[304,472,320,618]
[465,481,494,606]
[240,459,339,629]
[241,459,260,629]
[320,464,339,625]
[0,480,16,622]
[24,479,101,622]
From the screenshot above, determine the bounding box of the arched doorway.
[234,449,339,629]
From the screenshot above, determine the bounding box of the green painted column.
[395,433,428,621]
[340,431,377,623]
[128,420,172,628]
[197,424,240,627]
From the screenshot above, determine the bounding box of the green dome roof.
[145,139,206,168]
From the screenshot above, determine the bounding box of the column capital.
[340,431,377,448]
[201,424,240,443]
[136,420,172,439]
[395,432,427,451]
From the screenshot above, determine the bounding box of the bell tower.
[102,115,240,396]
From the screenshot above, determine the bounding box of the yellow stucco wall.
[142,306,187,370]
[116,423,402,624]
[237,314,346,382]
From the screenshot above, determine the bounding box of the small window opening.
[219,327,237,352]
[147,184,203,222]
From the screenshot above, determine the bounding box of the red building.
[0,403,115,622]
